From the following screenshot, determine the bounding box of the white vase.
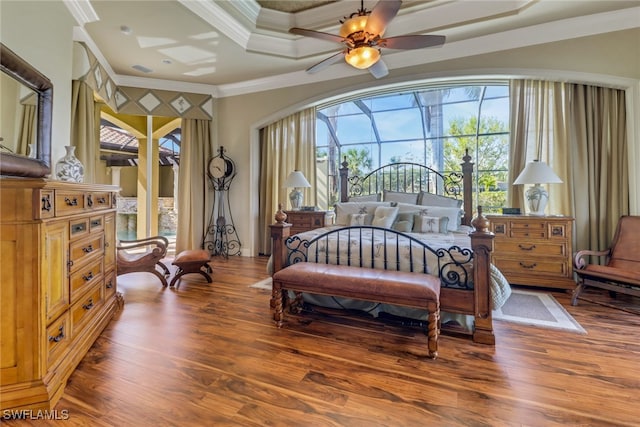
[55,145,84,182]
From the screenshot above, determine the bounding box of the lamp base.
[525,184,548,216]
[289,188,303,210]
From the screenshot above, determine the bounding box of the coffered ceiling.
[65,1,639,96]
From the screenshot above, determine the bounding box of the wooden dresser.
[487,215,575,289]
[0,178,121,411]
[284,210,333,234]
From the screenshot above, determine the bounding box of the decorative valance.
[73,41,213,120]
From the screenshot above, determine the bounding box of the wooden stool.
[170,249,213,287]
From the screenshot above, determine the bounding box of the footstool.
[170,249,213,287]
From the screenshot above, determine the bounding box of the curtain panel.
[176,118,214,254]
[71,80,99,183]
[509,79,628,255]
[258,107,316,255]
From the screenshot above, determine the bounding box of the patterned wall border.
[74,42,213,120]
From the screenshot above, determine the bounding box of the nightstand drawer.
[494,240,567,257]
[492,257,569,277]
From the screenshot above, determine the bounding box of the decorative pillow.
[392,211,416,232]
[348,194,381,202]
[418,191,463,208]
[383,190,419,205]
[371,206,399,228]
[334,202,390,225]
[395,203,461,231]
[348,213,373,225]
[413,215,449,234]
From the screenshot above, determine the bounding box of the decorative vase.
[55,145,84,182]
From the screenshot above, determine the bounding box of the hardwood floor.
[4,256,639,426]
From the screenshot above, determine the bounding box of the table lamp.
[284,170,311,210]
[513,160,563,215]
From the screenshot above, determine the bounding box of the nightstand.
[284,210,333,234]
[487,215,575,289]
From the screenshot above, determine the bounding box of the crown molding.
[63,0,99,26]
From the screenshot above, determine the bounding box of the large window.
[316,84,510,213]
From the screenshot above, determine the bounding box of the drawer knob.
[48,325,65,343]
[65,197,78,206]
[82,271,94,281]
[83,298,94,311]
[106,280,113,289]
[83,245,94,253]
[519,262,537,269]
[518,244,536,251]
[97,197,107,204]
[87,195,94,207]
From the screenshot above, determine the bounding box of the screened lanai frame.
[315,81,511,212]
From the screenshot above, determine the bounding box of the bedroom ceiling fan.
[290,0,445,79]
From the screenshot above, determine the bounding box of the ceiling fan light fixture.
[339,14,368,38]
[345,46,380,69]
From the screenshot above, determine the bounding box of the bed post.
[461,149,474,226]
[470,206,495,345]
[269,204,291,275]
[339,157,349,202]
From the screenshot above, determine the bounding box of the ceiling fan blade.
[380,34,446,49]
[365,0,402,36]
[368,58,389,79]
[289,27,344,44]
[306,51,346,74]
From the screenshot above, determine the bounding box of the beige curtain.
[507,80,570,214]
[71,80,99,183]
[258,107,316,255]
[569,85,628,254]
[509,79,628,254]
[176,118,213,254]
[17,103,36,157]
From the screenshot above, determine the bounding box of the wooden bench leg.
[272,283,284,327]
[426,301,440,359]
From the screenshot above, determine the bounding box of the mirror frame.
[0,43,52,178]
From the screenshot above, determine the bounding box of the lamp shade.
[513,160,563,185]
[283,170,311,188]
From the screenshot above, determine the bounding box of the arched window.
[316,83,510,212]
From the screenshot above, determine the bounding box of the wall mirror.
[0,43,52,178]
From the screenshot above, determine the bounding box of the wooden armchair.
[116,236,171,287]
[571,215,640,305]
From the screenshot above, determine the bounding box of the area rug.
[250,277,272,290]
[493,289,587,334]
[250,279,586,334]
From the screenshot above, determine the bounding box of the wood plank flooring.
[4,256,639,426]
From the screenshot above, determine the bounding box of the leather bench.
[170,249,213,287]
[272,262,441,358]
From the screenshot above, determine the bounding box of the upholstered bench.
[170,249,213,287]
[272,262,441,358]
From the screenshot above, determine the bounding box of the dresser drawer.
[69,218,90,240]
[69,234,104,269]
[89,215,104,233]
[493,240,568,257]
[46,312,70,368]
[492,256,570,277]
[89,192,112,210]
[55,191,85,216]
[70,258,103,301]
[69,283,104,339]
